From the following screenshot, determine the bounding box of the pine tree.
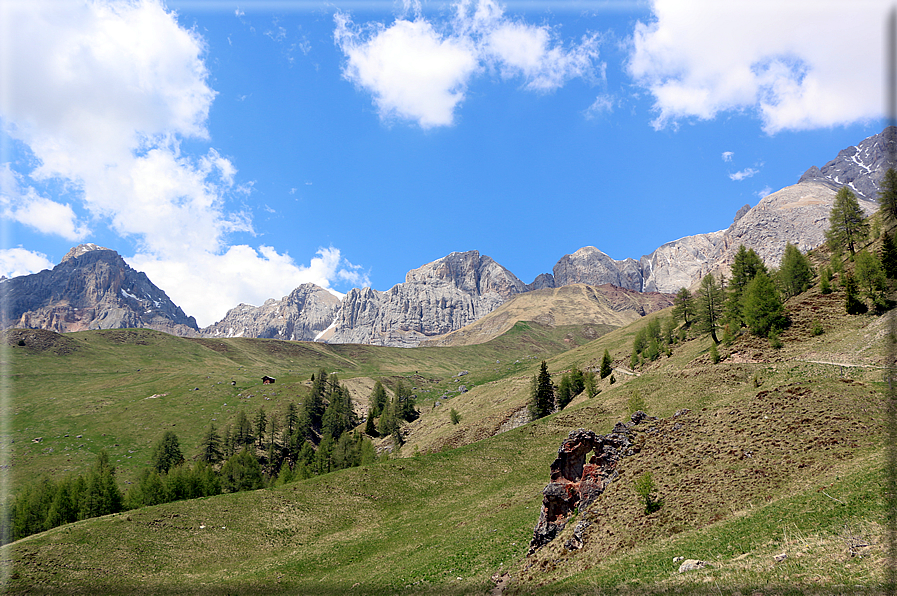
[854,249,886,303]
[556,374,573,410]
[826,186,869,255]
[696,273,725,344]
[599,349,613,379]
[150,431,185,473]
[843,271,866,314]
[777,243,815,298]
[672,287,695,325]
[879,167,897,222]
[198,424,223,464]
[234,410,252,447]
[740,271,786,337]
[364,409,378,437]
[881,230,897,278]
[370,380,388,417]
[254,407,267,449]
[727,245,767,327]
[529,361,554,420]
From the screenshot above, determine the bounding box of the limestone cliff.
[201,283,341,341]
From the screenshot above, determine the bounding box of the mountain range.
[2,126,893,346]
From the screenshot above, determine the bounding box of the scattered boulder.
[773,553,788,563]
[678,559,710,573]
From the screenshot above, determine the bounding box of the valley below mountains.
[1,127,893,346]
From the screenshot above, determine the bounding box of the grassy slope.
[3,321,592,489]
[1,284,890,594]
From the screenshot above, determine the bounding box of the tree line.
[5,369,418,544]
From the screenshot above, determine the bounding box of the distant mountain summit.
[0,244,198,335]
[5,127,894,346]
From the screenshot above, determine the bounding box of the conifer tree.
[696,273,725,344]
[726,245,767,327]
[529,361,554,420]
[198,424,223,464]
[843,271,866,314]
[777,243,815,298]
[364,409,378,437]
[599,349,613,379]
[672,287,695,325]
[826,186,869,255]
[879,167,897,222]
[854,249,887,304]
[881,230,897,278]
[150,431,185,473]
[254,407,267,449]
[370,380,388,417]
[740,271,786,337]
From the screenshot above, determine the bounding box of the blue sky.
[0,0,891,326]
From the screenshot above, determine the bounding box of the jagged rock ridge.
[202,284,340,341]
[0,245,198,335]
[324,251,526,347]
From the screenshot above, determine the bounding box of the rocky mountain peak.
[1,244,198,334]
[797,125,897,201]
[61,243,114,263]
[405,250,525,299]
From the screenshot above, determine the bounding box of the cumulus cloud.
[721,151,733,162]
[756,185,773,199]
[585,94,615,119]
[0,248,54,278]
[729,168,759,181]
[334,0,602,128]
[131,246,363,327]
[628,0,891,133]
[0,165,89,240]
[1,0,364,326]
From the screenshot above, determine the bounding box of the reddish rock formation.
[529,418,644,553]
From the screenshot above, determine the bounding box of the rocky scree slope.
[0,244,198,335]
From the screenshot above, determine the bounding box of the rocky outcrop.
[550,247,643,292]
[0,244,198,335]
[201,283,341,341]
[326,251,525,347]
[529,421,641,553]
[797,125,897,201]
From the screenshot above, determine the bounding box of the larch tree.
[879,167,897,222]
[826,186,869,255]
[696,273,725,344]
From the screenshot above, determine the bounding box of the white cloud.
[334,0,603,128]
[0,164,89,240]
[729,167,759,181]
[0,248,54,278]
[721,151,733,162]
[628,0,891,133]
[756,185,773,199]
[334,15,478,128]
[585,94,614,119]
[130,246,361,327]
[1,0,367,328]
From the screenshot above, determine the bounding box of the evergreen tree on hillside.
[741,271,786,337]
[881,230,897,278]
[854,249,887,304]
[254,407,267,449]
[843,271,867,314]
[370,380,388,417]
[394,381,418,422]
[672,287,695,326]
[777,243,815,298]
[696,273,725,344]
[198,424,223,464]
[879,168,897,222]
[150,431,184,473]
[600,349,613,379]
[826,186,869,255]
[726,245,767,327]
[529,361,554,420]
[234,409,253,447]
[364,409,378,437]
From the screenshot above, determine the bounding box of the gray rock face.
[551,247,644,291]
[798,125,897,201]
[0,244,198,335]
[327,251,523,347]
[201,283,341,341]
[543,127,890,294]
